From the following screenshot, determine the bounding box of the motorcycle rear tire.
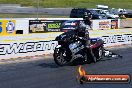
[94,46,104,61]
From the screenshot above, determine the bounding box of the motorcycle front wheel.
[53,48,71,66]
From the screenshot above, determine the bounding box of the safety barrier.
[0,29,132,59]
[0,18,120,36]
[0,18,131,60]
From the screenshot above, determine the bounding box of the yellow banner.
[0,20,16,35]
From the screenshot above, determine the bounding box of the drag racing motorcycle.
[53,31,104,66]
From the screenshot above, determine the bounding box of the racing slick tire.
[94,46,104,61]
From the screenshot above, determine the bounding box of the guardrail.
[0,18,131,59]
[0,18,120,36]
[0,6,132,17]
[0,29,132,59]
[0,7,72,15]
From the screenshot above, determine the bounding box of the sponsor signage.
[0,21,2,33]
[60,20,80,32]
[29,20,81,33]
[111,19,118,29]
[29,20,63,32]
[1,34,131,55]
[92,19,119,30]
[0,33,132,59]
[29,20,48,33]
[0,20,16,35]
[47,22,61,32]
[99,21,111,29]
[0,41,58,55]
[6,21,15,34]
[101,34,132,44]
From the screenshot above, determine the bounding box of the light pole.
[35,0,40,29]
[36,0,40,20]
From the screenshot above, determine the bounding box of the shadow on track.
[100,56,123,62]
[37,61,87,68]
[37,57,123,68]
[37,50,123,68]
[38,62,60,68]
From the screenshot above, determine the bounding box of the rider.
[72,16,96,63]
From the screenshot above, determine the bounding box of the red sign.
[99,21,110,29]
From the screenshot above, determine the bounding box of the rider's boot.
[86,46,97,63]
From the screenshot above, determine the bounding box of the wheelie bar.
[104,49,123,59]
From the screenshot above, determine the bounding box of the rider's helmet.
[83,12,92,20]
[74,21,86,37]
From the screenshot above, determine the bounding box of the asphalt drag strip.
[0,45,131,88]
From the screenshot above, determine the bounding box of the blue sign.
[0,22,2,33]
[6,21,15,34]
[60,20,81,32]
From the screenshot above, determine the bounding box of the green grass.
[0,0,132,9]
[0,13,68,18]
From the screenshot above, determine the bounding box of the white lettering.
[6,43,24,54]
[0,41,58,55]
[102,34,132,44]
[0,45,6,55]
[23,42,34,53]
[33,42,44,51]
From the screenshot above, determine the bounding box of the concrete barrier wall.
[0,29,132,59]
[0,5,132,16]
[0,18,130,59]
[0,18,83,35]
[0,18,120,36]
[0,40,58,59]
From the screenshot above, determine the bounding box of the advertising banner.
[92,19,111,30]
[0,20,16,35]
[99,20,111,29]
[29,20,81,33]
[0,40,58,59]
[92,19,119,30]
[0,29,131,59]
[29,20,61,33]
[60,20,80,32]
[111,19,118,29]
[101,34,132,44]
[0,21,2,34]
